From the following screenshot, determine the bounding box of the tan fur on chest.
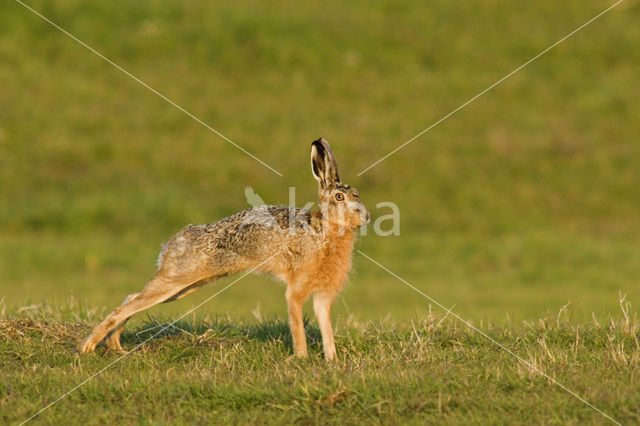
[297,226,355,295]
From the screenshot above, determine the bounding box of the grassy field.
[1,302,639,424]
[1,0,639,423]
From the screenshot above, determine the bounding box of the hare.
[79,138,369,360]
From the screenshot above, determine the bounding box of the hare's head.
[311,138,369,230]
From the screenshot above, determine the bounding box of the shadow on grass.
[120,315,322,353]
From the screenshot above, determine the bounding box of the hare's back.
[159,206,320,272]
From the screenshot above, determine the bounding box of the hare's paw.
[79,338,98,354]
[105,334,125,353]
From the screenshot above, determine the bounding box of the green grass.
[1,0,640,423]
[1,0,640,320]
[1,301,638,424]
[1,0,639,322]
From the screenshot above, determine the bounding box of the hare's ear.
[310,138,340,188]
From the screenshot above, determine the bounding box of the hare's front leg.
[313,293,337,361]
[285,286,311,357]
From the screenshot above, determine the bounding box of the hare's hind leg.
[100,281,209,352]
[80,273,205,354]
[103,292,139,352]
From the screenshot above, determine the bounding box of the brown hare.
[80,138,369,360]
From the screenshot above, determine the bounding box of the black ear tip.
[311,138,328,154]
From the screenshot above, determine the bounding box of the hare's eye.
[335,192,345,201]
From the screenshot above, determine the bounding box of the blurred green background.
[1,0,638,325]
